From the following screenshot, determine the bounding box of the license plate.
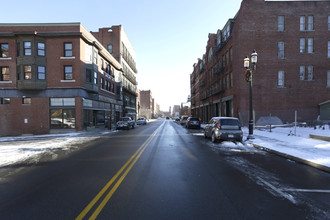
[228,134,234,138]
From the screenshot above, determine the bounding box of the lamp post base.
[247,134,254,140]
[247,120,254,140]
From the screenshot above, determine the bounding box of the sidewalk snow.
[0,130,117,168]
[245,127,330,169]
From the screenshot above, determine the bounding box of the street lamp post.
[244,50,258,140]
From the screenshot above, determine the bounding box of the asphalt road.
[0,119,329,219]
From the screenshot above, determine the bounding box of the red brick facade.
[190,0,330,124]
[0,23,122,136]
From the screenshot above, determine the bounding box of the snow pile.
[0,133,100,167]
[250,127,330,168]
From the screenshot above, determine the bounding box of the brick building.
[0,23,122,136]
[190,0,330,124]
[139,90,153,119]
[91,26,138,120]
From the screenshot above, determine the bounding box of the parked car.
[116,117,135,129]
[186,117,201,129]
[136,117,147,125]
[204,117,243,143]
[180,115,189,126]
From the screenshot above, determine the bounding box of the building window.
[50,98,75,106]
[111,82,115,93]
[300,66,305,80]
[229,47,233,62]
[37,42,45,56]
[107,44,112,54]
[307,16,314,31]
[105,80,108,90]
[24,65,32,80]
[101,59,104,70]
[64,66,73,80]
[300,16,305,31]
[217,30,222,46]
[328,41,330,58]
[0,66,10,81]
[16,42,20,57]
[300,38,305,53]
[93,51,98,64]
[278,42,284,59]
[208,49,213,62]
[50,109,75,129]
[101,78,104,89]
[38,66,46,80]
[64,43,73,57]
[22,97,31,105]
[307,38,313,53]
[327,70,330,87]
[328,16,330,30]
[278,71,285,87]
[307,66,313,81]
[86,69,92,83]
[0,43,9,57]
[93,71,98,84]
[24,41,32,56]
[0,98,10,105]
[278,16,284,31]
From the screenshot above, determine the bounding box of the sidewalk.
[246,127,330,173]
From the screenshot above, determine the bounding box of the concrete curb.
[309,134,330,142]
[252,144,330,174]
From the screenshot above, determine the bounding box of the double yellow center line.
[76,125,161,220]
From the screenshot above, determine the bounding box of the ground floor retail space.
[192,96,234,123]
[0,96,124,136]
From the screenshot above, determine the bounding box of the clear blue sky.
[2,0,243,111]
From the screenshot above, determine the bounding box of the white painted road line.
[282,189,330,193]
[257,177,297,204]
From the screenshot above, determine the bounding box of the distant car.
[180,115,189,126]
[116,117,135,129]
[175,117,180,122]
[204,117,243,143]
[186,117,201,129]
[136,117,147,125]
[166,116,170,120]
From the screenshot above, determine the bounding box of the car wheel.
[204,130,207,139]
[212,132,217,143]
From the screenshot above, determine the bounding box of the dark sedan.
[186,117,201,129]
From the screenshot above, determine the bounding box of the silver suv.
[116,117,135,130]
[204,117,243,143]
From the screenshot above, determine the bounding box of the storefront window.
[50,109,75,129]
